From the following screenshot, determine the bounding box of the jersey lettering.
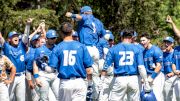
[63,50,77,66]
[92,22,96,34]
[119,51,134,66]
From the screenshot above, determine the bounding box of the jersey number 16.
[63,50,77,66]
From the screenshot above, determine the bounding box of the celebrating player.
[65,5,106,100]
[101,29,151,101]
[0,44,16,101]
[140,33,165,101]
[162,37,176,101]
[33,29,59,101]
[48,22,93,101]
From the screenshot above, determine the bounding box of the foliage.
[0,0,180,45]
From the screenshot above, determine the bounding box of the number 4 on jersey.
[63,50,77,66]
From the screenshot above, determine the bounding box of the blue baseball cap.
[133,31,138,37]
[80,6,92,14]
[72,31,78,37]
[109,34,114,40]
[31,34,40,41]
[163,36,174,43]
[8,31,19,38]
[46,29,58,39]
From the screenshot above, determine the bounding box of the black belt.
[63,76,82,80]
[114,74,136,77]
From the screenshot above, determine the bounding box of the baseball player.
[25,34,41,101]
[72,30,79,41]
[0,18,31,101]
[47,22,93,101]
[140,33,165,101]
[0,44,16,101]
[65,6,106,100]
[172,45,180,101]
[101,30,151,101]
[33,29,59,101]
[162,37,176,101]
[97,30,115,101]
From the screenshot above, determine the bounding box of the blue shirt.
[25,47,36,73]
[173,46,180,70]
[143,45,163,74]
[163,51,174,74]
[34,44,55,69]
[3,41,26,73]
[96,38,109,59]
[49,41,93,79]
[77,14,105,46]
[103,43,144,75]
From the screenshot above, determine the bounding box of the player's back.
[174,46,180,70]
[110,42,142,75]
[52,40,93,79]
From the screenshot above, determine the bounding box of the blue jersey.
[163,51,174,74]
[25,47,36,73]
[34,44,55,69]
[49,41,93,79]
[103,43,144,75]
[77,14,105,46]
[3,41,26,73]
[134,43,144,52]
[96,38,109,59]
[143,45,163,74]
[173,46,180,70]
[94,18,106,38]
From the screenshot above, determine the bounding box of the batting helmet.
[140,89,157,101]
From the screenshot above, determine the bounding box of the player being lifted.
[101,29,151,101]
[65,6,106,100]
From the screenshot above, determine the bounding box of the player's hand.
[28,80,35,89]
[148,76,154,85]
[65,12,72,17]
[35,78,42,87]
[166,15,173,23]
[3,79,12,85]
[26,18,34,24]
[144,81,151,93]
[166,72,174,78]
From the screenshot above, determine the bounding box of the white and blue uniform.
[143,45,165,101]
[77,13,106,100]
[103,43,144,101]
[34,44,59,101]
[173,46,180,101]
[163,51,177,101]
[3,41,26,101]
[49,41,93,101]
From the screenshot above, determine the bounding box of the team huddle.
[0,5,179,101]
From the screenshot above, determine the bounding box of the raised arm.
[0,32,5,45]
[22,18,34,44]
[166,15,180,38]
[65,12,83,21]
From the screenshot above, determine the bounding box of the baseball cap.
[72,31,78,37]
[31,34,40,41]
[133,31,138,37]
[109,34,114,40]
[163,36,174,43]
[46,29,58,39]
[80,6,92,14]
[8,31,19,38]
